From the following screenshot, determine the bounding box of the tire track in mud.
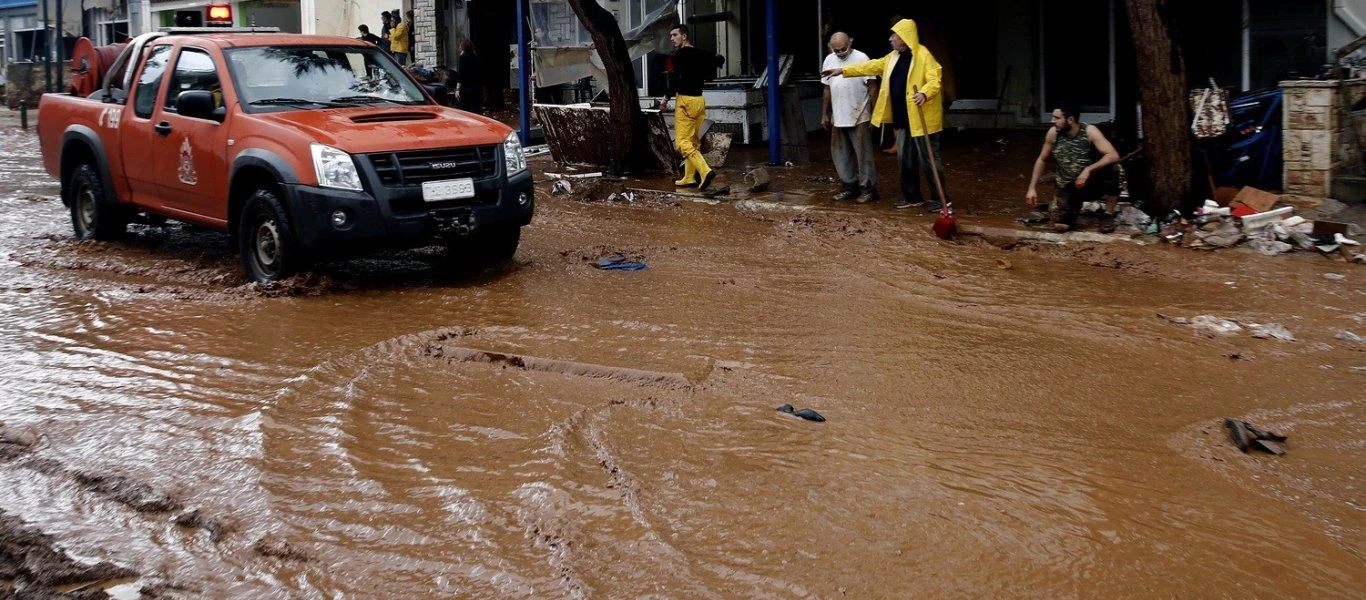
[527,392,726,600]
[249,326,699,596]
[258,326,756,596]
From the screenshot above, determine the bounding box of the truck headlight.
[310,143,363,191]
[504,132,526,176]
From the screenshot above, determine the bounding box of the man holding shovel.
[822,18,949,212]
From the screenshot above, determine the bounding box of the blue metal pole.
[765,0,780,165]
[516,0,532,144]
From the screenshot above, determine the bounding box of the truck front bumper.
[282,169,535,251]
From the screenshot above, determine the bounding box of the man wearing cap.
[823,19,949,212]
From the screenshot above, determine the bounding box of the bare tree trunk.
[1124,0,1192,215]
[565,0,651,175]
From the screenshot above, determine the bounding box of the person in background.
[406,10,418,59]
[821,32,879,203]
[1025,100,1121,233]
[379,11,393,53]
[660,24,725,191]
[878,14,904,155]
[389,11,411,65]
[824,18,950,213]
[456,40,484,114]
[357,24,382,46]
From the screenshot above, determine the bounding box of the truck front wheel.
[238,188,301,283]
[446,224,521,268]
[68,163,128,241]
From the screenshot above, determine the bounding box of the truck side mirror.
[176,90,223,122]
[424,84,449,106]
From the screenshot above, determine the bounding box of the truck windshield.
[224,46,428,110]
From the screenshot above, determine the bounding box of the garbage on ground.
[776,403,826,422]
[1324,273,1346,281]
[1224,418,1287,455]
[1158,313,1297,342]
[1312,220,1350,236]
[1158,313,1243,335]
[1249,229,1294,256]
[552,179,574,195]
[1248,322,1295,341]
[1114,206,1152,229]
[1229,186,1279,213]
[1121,186,1366,264]
[546,171,604,180]
[1195,199,1231,218]
[1336,330,1363,342]
[1239,206,1294,233]
[1188,220,1243,249]
[745,167,772,192]
[524,144,551,157]
[593,253,647,271]
[605,191,635,203]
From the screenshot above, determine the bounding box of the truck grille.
[367,146,499,186]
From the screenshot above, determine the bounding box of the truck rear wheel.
[67,163,128,241]
[238,188,301,283]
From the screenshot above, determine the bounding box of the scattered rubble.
[1249,323,1295,341]
[1157,314,1296,342]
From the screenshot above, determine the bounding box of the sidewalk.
[0,106,38,130]
[537,127,1366,252]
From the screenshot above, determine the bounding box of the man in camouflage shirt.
[1025,100,1120,232]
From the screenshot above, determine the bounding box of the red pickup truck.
[39,28,534,282]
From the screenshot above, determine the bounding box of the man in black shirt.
[661,24,724,190]
[456,41,484,114]
[357,24,382,46]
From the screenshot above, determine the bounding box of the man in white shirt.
[821,32,879,202]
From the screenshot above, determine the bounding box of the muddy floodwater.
[1,121,1363,598]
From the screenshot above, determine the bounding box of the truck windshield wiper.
[328,95,406,105]
[249,97,347,108]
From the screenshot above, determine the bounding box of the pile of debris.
[1142,187,1364,262]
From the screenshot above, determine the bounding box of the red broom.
[913,85,955,239]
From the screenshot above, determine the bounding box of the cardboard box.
[1229,186,1279,213]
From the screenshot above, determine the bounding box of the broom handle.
[912,85,949,212]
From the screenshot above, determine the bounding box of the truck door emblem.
[99,107,122,129]
[178,137,199,185]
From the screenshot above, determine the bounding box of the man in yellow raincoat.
[823,19,948,211]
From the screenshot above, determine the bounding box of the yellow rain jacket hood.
[841,19,944,136]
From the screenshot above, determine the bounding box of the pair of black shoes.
[1224,418,1287,455]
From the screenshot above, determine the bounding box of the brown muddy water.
[0,122,1363,598]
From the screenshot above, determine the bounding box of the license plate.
[422,178,475,202]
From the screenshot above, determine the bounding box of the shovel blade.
[933,215,957,240]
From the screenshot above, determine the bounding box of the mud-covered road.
[1,119,1363,598]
